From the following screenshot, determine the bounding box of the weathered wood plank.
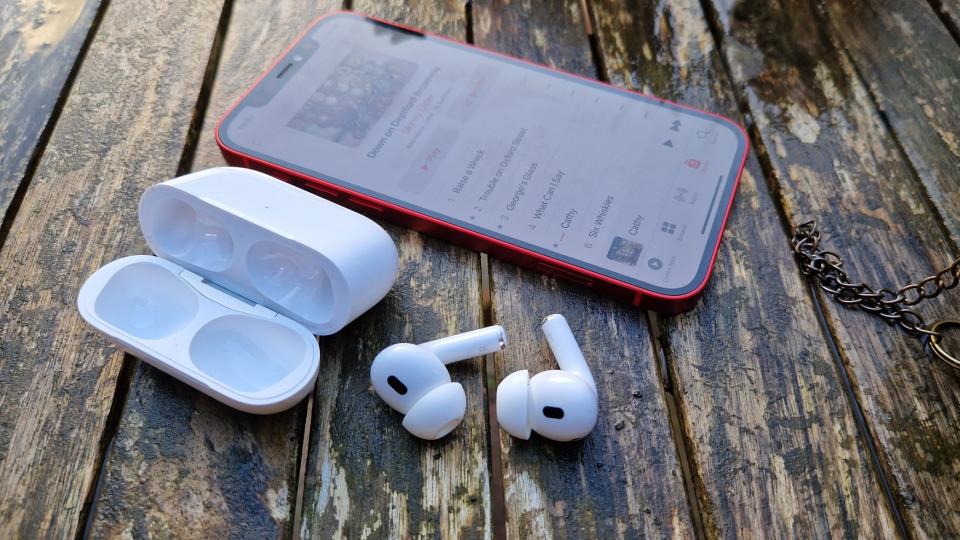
[89,370,306,538]
[705,0,960,536]
[0,0,226,537]
[88,2,342,537]
[473,1,695,537]
[591,0,902,537]
[0,0,102,227]
[298,3,492,538]
[822,0,960,243]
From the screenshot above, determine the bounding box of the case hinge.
[179,269,277,319]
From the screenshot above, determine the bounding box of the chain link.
[791,221,960,339]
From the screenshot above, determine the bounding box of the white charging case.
[77,167,399,413]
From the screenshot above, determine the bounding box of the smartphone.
[216,12,749,313]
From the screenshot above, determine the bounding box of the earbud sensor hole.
[543,406,564,419]
[387,375,407,395]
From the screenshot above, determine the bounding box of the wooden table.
[1,0,959,537]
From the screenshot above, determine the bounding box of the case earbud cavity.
[79,167,399,413]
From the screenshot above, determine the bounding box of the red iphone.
[216,12,748,313]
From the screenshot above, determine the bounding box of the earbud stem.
[541,314,596,394]
[420,325,507,364]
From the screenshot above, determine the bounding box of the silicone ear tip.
[402,382,466,440]
[496,370,531,440]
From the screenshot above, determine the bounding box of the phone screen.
[219,13,747,295]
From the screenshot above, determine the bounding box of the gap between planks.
[464,5,509,538]
[825,5,959,257]
[803,0,956,534]
[292,394,314,540]
[64,1,924,536]
[75,0,237,536]
[696,0,914,536]
[78,356,136,540]
[479,253,509,540]
[178,0,237,176]
[585,1,711,536]
[926,0,960,46]
[644,311,708,540]
[471,0,717,535]
[804,276,911,538]
[0,0,112,255]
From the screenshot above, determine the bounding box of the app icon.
[607,236,643,266]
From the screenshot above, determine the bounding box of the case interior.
[79,256,319,413]
[139,180,344,334]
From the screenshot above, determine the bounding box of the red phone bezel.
[214,11,750,314]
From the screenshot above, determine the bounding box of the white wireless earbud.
[496,314,598,442]
[370,326,507,440]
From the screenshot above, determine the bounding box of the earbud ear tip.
[496,370,531,440]
[401,382,466,440]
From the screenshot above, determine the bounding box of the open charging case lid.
[77,167,399,413]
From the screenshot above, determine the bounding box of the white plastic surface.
[495,370,531,440]
[401,382,466,440]
[526,370,598,441]
[419,325,507,365]
[540,314,596,394]
[370,326,508,439]
[78,256,320,413]
[496,314,598,441]
[77,167,399,413]
[369,343,451,414]
[139,167,399,335]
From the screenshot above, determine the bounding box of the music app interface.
[222,14,746,294]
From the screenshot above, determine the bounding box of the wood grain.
[89,370,306,538]
[705,0,960,536]
[473,1,695,537]
[590,0,902,536]
[0,0,102,226]
[88,2,342,538]
[0,0,225,537]
[822,0,960,243]
[297,3,492,538]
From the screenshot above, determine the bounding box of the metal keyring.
[930,320,960,369]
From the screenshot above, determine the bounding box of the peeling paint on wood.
[299,229,492,539]
[821,0,960,244]
[0,0,225,536]
[473,1,695,538]
[704,0,960,536]
[4,0,960,537]
[88,1,344,537]
[90,368,306,538]
[297,2,492,538]
[591,0,901,536]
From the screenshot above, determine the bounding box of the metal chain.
[790,221,960,339]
